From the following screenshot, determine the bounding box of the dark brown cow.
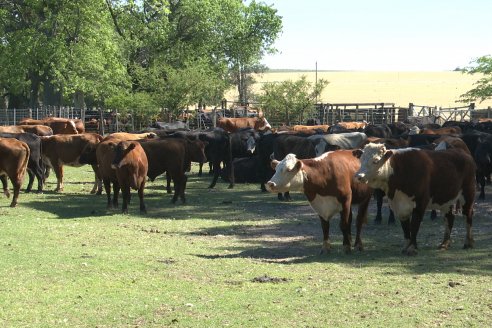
[0,138,30,207]
[292,124,330,133]
[111,141,148,214]
[41,133,103,192]
[354,143,476,255]
[217,117,271,133]
[140,138,206,203]
[266,150,373,253]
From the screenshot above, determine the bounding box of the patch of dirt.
[251,275,290,283]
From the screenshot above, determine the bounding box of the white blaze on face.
[246,135,256,154]
[266,153,305,193]
[355,143,388,183]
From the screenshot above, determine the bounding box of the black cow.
[474,134,492,199]
[363,124,392,138]
[0,132,44,192]
[230,128,260,159]
[220,156,262,183]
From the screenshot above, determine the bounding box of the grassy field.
[225,70,492,109]
[0,165,491,327]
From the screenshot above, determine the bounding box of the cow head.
[255,117,272,131]
[246,135,257,154]
[111,141,136,169]
[354,143,393,184]
[266,153,305,193]
[314,139,340,157]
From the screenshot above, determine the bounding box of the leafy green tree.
[459,55,492,103]
[259,75,329,125]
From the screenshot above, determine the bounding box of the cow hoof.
[3,190,10,198]
[405,245,418,256]
[319,247,330,255]
[166,190,172,194]
[343,245,352,254]
[354,242,364,252]
[439,241,451,250]
[9,202,17,208]
[463,241,474,249]
[374,219,382,225]
[140,209,147,214]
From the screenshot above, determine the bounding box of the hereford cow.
[266,151,373,253]
[354,143,476,255]
[111,141,148,214]
[217,117,271,133]
[0,138,30,207]
[41,133,103,193]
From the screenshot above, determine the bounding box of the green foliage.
[259,75,329,124]
[459,55,492,103]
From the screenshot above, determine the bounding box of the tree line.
[0,0,283,125]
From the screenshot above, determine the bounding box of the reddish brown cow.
[336,121,368,130]
[41,133,103,192]
[17,125,53,136]
[19,117,81,134]
[111,141,148,214]
[104,132,157,141]
[95,138,120,209]
[217,117,271,133]
[0,138,30,207]
[266,150,373,253]
[354,143,476,255]
[292,124,330,132]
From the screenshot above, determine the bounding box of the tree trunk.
[73,90,86,110]
[43,78,62,107]
[29,71,42,109]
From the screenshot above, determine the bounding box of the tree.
[259,76,329,125]
[459,55,492,103]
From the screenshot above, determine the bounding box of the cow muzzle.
[265,181,276,192]
[355,173,368,183]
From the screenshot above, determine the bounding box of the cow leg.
[198,162,203,176]
[171,177,180,204]
[388,209,396,225]
[406,207,425,256]
[399,218,411,253]
[166,172,172,194]
[121,184,130,214]
[34,163,44,192]
[103,179,112,209]
[26,170,35,193]
[339,201,352,253]
[374,189,384,224]
[277,192,284,201]
[260,182,267,192]
[112,182,120,208]
[439,208,455,250]
[462,191,475,249]
[355,197,371,251]
[283,192,292,201]
[1,175,10,198]
[430,210,437,220]
[208,161,221,189]
[180,175,188,204]
[319,216,331,254]
[90,164,102,195]
[478,173,486,200]
[54,164,64,192]
[10,177,22,208]
[138,182,146,214]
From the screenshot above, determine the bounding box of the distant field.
[225,71,492,109]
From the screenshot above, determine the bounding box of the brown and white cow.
[111,141,148,214]
[41,133,103,192]
[266,151,373,253]
[217,117,271,133]
[0,138,30,207]
[354,143,476,255]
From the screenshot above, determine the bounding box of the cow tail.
[227,133,234,188]
[20,142,30,179]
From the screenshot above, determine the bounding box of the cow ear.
[127,143,136,151]
[288,160,302,173]
[271,159,279,170]
[352,149,363,158]
[382,150,393,161]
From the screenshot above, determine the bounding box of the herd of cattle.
[0,115,491,255]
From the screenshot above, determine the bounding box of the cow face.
[266,153,305,193]
[354,143,393,184]
[255,117,272,131]
[111,141,136,169]
[246,135,257,154]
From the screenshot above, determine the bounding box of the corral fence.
[2,102,492,132]
[0,107,128,134]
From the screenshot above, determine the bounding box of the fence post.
[409,103,414,116]
[212,107,217,128]
[99,108,105,135]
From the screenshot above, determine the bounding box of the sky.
[259,0,492,71]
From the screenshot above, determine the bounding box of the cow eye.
[372,158,380,164]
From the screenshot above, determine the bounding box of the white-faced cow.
[266,151,373,254]
[354,143,476,255]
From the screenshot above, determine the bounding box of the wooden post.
[99,108,105,135]
[212,107,217,128]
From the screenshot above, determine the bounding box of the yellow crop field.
[225,71,492,109]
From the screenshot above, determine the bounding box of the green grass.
[0,165,491,327]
